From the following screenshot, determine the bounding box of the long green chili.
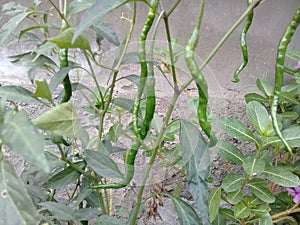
[59,48,72,103]
[271,6,300,155]
[133,0,158,140]
[184,0,214,140]
[233,0,254,83]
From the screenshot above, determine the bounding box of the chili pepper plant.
[0,0,300,225]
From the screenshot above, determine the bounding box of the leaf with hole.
[84,150,123,179]
[0,111,49,173]
[32,102,83,138]
[179,120,210,224]
[0,159,40,225]
[216,117,256,143]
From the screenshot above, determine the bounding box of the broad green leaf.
[256,78,273,97]
[2,2,28,16]
[279,91,300,105]
[73,208,101,220]
[227,189,243,204]
[164,119,180,141]
[179,120,210,224]
[263,165,300,187]
[163,193,203,225]
[48,27,91,51]
[0,85,38,103]
[216,117,256,143]
[0,160,40,225]
[286,50,300,61]
[213,141,245,164]
[112,97,135,113]
[212,212,226,225]
[49,67,77,93]
[208,187,222,222]
[107,123,122,142]
[250,204,270,215]
[91,22,120,46]
[219,208,239,222]
[18,24,61,40]
[43,166,81,190]
[258,214,273,225]
[234,201,251,219]
[9,52,58,69]
[281,111,299,120]
[263,126,300,149]
[84,150,123,179]
[94,215,126,225]
[242,156,265,176]
[32,102,83,138]
[246,101,269,134]
[0,111,49,173]
[221,174,244,192]
[73,0,128,42]
[245,93,266,104]
[0,11,32,45]
[151,113,163,132]
[33,79,53,102]
[248,181,275,203]
[67,0,96,18]
[39,202,77,221]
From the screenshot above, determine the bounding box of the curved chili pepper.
[233,0,254,83]
[133,0,158,140]
[59,48,72,103]
[185,0,215,141]
[271,6,300,155]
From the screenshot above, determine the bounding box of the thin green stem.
[48,0,70,27]
[166,0,181,17]
[181,0,265,91]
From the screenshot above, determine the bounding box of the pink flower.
[287,187,300,203]
[294,64,300,70]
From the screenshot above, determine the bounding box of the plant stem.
[166,0,181,17]
[48,0,70,27]
[271,202,300,219]
[181,0,265,91]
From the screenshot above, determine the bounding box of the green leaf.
[151,113,163,132]
[163,193,203,225]
[164,119,180,141]
[73,0,127,43]
[107,123,122,142]
[242,156,265,176]
[43,166,81,190]
[0,160,40,225]
[0,111,49,173]
[248,180,275,203]
[48,27,91,51]
[227,189,243,204]
[245,93,266,104]
[112,97,135,113]
[263,165,300,187]
[0,11,32,45]
[91,22,120,46]
[219,208,239,222]
[32,102,83,138]
[208,187,222,222]
[179,120,210,224]
[286,50,300,61]
[213,141,245,164]
[211,212,226,225]
[263,126,300,149]
[221,174,244,192]
[67,0,96,18]
[84,150,123,179]
[39,202,78,221]
[94,215,126,225]
[279,91,300,105]
[256,78,273,97]
[246,101,270,134]
[33,79,53,102]
[9,52,58,69]
[234,201,251,219]
[49,67,77,93]
[216,117,256,143]
[258,214,273,225]
[0,85,38,103]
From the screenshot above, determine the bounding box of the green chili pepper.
[59,48,72,103]
[89,141,141,189]
[271,6,300,155]
[185,0,215,141]
[233,0,254,83]
[133,0,158,140]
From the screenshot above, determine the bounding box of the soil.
[0,41,257,225]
